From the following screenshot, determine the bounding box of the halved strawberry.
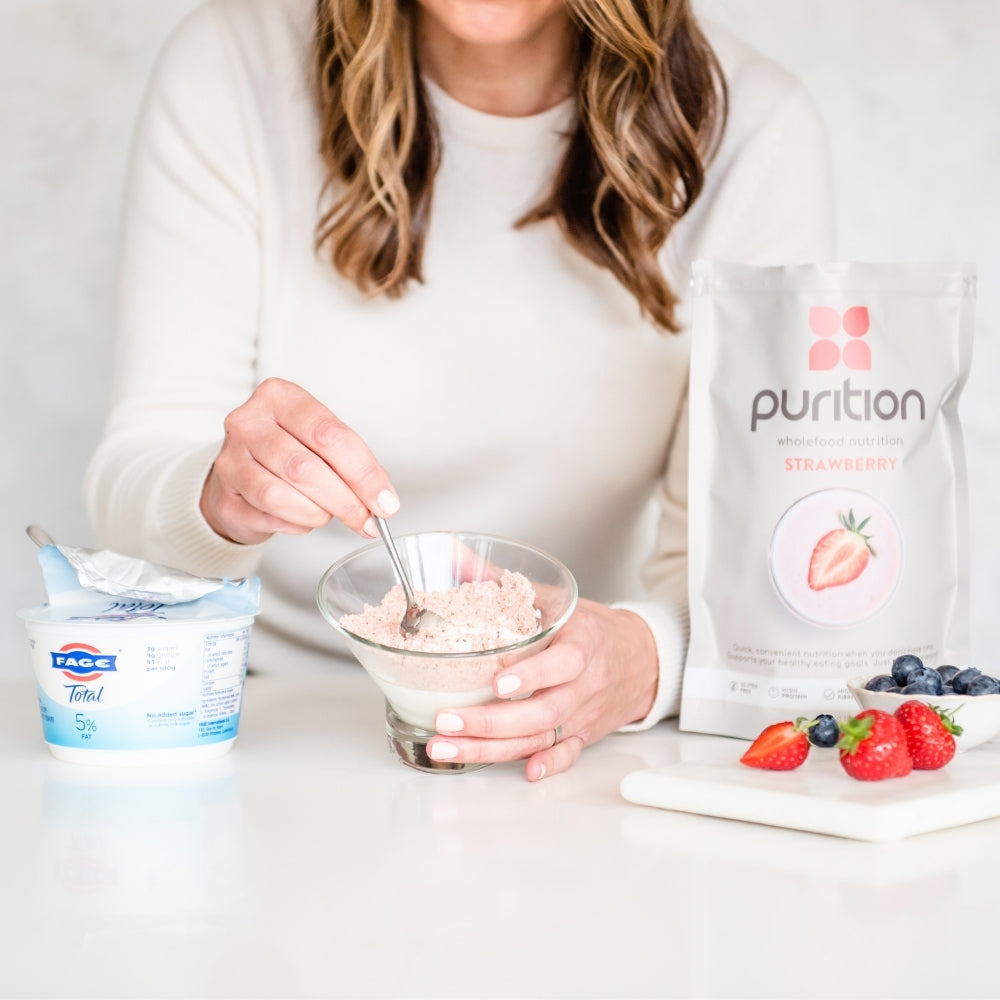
[740,720,810,770]
[895,701,962,770]
[837,709,912,781]
[807,509,876,591]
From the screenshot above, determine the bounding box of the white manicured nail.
[361,517,377,538]
[496,675,521,696]
[377,489,400,516]
[436,713,464,734]
[429,741,458,760]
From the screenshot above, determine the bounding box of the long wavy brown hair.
[313,0,726,332]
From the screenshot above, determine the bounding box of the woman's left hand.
[425,599,659,780]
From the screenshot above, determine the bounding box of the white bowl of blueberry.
[848,654,1000,752]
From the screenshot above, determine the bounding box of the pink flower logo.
[808,306,871,371]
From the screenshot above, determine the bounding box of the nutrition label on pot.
[199,626,251,722]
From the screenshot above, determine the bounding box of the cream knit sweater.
[84,0,835,727]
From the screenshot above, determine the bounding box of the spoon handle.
[372,516,418,605]
[26,525,56,548]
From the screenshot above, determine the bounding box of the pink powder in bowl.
[339,570,541,654]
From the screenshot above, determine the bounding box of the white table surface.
[4,652,1000,1000]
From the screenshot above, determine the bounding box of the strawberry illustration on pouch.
[807,509,875,591]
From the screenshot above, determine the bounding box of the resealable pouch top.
[681,260,976,739]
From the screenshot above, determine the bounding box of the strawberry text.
[784,456,898,472]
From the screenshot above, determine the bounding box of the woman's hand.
[425,599,659,780]
[200,377,398,544]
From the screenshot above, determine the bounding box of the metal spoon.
[372,516,446,638]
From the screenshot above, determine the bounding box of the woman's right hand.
[200,377,398,545]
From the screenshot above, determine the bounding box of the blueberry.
[905,666,945,694]
[901,677,943,695]
[864,674,897,692]
[937,664,960,685]
[807,714,840,748]
[952,667,982,694]
[966,675,1000,696]
[891,654,924,687]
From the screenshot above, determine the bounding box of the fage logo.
[809,306,871,371]
[51,643,118,682]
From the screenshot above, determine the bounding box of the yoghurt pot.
[19,602,255,765]
[18,545,260,765]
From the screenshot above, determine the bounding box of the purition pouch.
[681,261,976,739]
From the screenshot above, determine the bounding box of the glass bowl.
[316,531,578,773]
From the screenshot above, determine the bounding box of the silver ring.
[552,725,563,746]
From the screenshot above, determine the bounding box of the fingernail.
[436,712,464,734]
[496,675,521,697]
[377,489,400,516]
[361,517,377,538]
[527,760,546,782]
[429,741,458,760]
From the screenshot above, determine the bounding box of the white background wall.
[3,0,998,677]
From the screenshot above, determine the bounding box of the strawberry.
[807,509,876,591]
[740,719,810,771]
[837,708,912,781]
[895,701,962,770]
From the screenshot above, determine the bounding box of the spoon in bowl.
[371,516,446,638]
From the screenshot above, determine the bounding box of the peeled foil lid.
[27,526,253,606]
[58,544,239,603]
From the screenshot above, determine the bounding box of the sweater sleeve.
[619,69,837,731]
[613,392,691,731]
[83,3,268,579]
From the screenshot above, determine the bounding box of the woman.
[85,0,833,779]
